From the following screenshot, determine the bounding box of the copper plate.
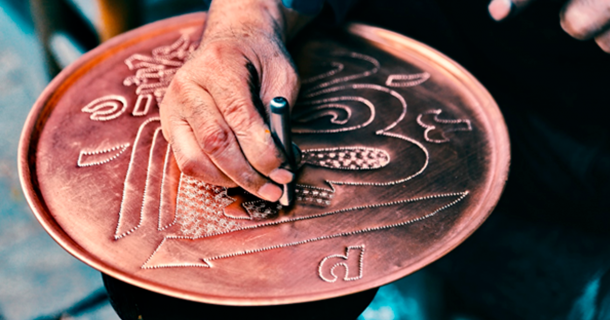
[19,12,510,306]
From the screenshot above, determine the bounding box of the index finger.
[180,81,284,202]
[197,47,288,178]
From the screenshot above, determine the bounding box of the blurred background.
[0,1,447,319]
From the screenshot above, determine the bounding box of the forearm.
[204,0,315,44]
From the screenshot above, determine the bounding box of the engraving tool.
[269,97,295,206]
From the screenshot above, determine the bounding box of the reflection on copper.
[18,13,510,306]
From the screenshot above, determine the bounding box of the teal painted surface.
[361,270,442,320]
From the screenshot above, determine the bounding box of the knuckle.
[200,41,240,66]
[200,125,233,156]
[167,83,209,119]
[160,114,187,147]
[167,73,197,108]
[174,152,199,177]
[185,94,211,119]
[168,69,191,93]
[248,149,282,174]
[238,170,262,189]
[223,99,256,130]
[206,42,227,61]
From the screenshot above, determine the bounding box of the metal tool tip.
[270,97,288,112]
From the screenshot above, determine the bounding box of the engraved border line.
[305,52,380,92]
[138,127,163,233]
[416,109,473,143]
[132,93,154,116]
[293,97,374,134]
[141,191,469,269]
[77,143,130,167]
[114,117,161,240]
[302,61,344,84]
[158,144,178,231]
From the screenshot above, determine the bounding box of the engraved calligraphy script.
[75,31,473,283]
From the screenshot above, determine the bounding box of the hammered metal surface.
[19,13,510,305]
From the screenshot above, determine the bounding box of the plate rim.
[18,12,510,306]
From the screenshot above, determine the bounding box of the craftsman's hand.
[160,0,312,201]
[488,0,610,52]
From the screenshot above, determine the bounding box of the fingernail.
[489,0,512,21]
[269,168,294,184]
[258,183,283,202]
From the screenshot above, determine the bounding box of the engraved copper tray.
[19,12,510,305]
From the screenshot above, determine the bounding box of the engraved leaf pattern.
[302,147,390,170]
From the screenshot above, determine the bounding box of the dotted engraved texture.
[132,94,154,116]
[81,95,127,121]
[77,143,130,167]
[302,147,390,170]
[293,96,374,134]
[123,33,195,103]
[295,184,334,206]
[385,73,431,87]
[114,118,163,239]
[157,145,178,231]
[69,32,476,283]
[416,109,473,143]
[22,15,511,305]
[141,191,469,269]
[137,48,472,271]
[174,174,238,237]
[82,33,198,240]
[318,245,365,283]
[242,200,283,220]
[301,62,344,84]
[294,52,433,188]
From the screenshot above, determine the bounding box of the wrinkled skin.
[160,0,312,202]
